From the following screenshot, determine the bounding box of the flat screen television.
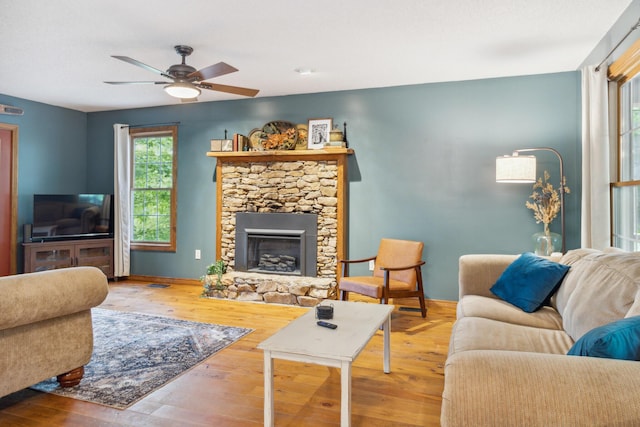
[32,194,114,241]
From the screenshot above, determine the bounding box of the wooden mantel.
[206,148,354,279]
[206,148,353,161]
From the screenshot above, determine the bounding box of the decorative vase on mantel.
[532,223,561,257]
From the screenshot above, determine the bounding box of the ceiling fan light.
[164,82,201,99]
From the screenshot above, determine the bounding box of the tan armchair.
[0,267,109,398]
[338,238,427,317]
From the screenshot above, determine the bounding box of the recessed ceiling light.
[295,68,314,75]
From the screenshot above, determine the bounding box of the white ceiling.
[0,0,633,112]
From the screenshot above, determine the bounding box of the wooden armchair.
[338,238,427,317]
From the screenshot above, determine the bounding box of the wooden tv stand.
[23,238,114,279]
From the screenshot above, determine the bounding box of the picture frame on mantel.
[307,118,332,149]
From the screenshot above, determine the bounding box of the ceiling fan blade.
[104,81,169,85]
[111,55,172,79]
[198,82,259,97]
[188,62,238,81]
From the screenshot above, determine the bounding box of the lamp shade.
[496,155,536,183]
[164,82,201,99]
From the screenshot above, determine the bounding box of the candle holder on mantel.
[343,122,348,148]
[325,123,347,148]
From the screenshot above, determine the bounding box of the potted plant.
[200,259,227,297]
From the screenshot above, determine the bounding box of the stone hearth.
[204,271,335,307]
[207,149,352,306]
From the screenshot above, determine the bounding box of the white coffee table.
[257,300,394,427]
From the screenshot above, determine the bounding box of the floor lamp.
[496,147,566,254]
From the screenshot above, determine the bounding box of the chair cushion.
[567,316,640,360]
[490,252,570,313]
[339,276,412,299]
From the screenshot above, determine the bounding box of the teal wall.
[3,71,582,301]
[0,94,88,264]
[85,71,581,301]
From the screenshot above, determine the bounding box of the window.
[611,40,640,251]
[129,125,177,251]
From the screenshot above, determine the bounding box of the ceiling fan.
[104,45,259,101]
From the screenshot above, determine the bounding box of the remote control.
[317,321,338,329]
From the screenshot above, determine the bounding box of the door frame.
[1,123,18,274]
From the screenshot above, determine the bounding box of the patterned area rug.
[31,308,252,409]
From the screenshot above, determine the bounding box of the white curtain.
[113,124,131,276]
[580,65,611,249]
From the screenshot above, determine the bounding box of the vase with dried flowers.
[525,170,570,256]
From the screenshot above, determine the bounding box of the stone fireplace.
[207,148,352,306]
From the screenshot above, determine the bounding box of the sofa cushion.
[457,295,563,330]
[567,316,640,360]
[490,252,570,313]
[561,252,640,341]
[551,248,603,315]
[441,350,640,427]
[448,316,574,356]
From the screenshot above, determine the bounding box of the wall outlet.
[195,249,201,260]
[369,260,375,271]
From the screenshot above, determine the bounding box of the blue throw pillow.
[567,316,640,360]
[490,252,570,313]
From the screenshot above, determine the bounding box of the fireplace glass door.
[246,232,303,275]
[235,212,317,277]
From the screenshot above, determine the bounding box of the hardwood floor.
[0,280,456,426]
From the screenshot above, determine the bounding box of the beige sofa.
[441,248,640,426]
[0,267,109,397]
